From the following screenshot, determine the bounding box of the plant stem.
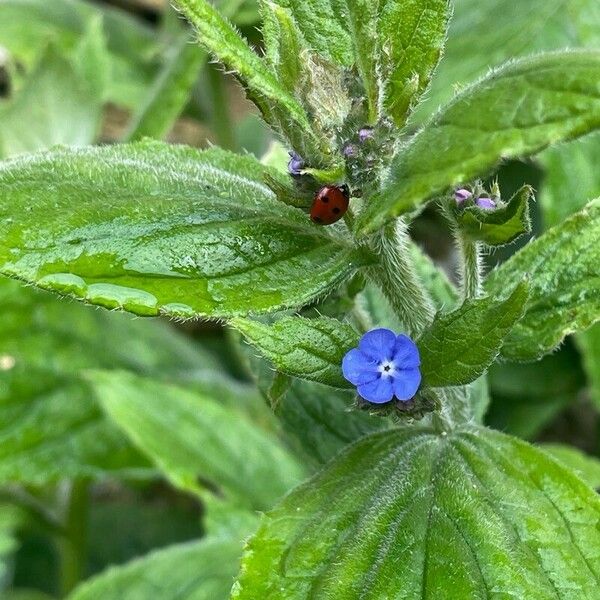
[459,236,483,300]
[366,220,435,337]
[207,64,237,151]
[58,480,89,596]
[0,485,65,536]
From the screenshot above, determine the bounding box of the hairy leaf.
[486,199,600,361]
[69,537,241,600]
[173,0,313,133]
[233,426,600,598]
[454,185,533,247]
[541,444,600,490]
[379,0,450,124]
[232,316,359,388]
[277,381,389,468]
[356,51,600,235]
[89,371,306,511]
[0,143,371,318]
[418,282,529,387]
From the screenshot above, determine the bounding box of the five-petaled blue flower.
[342,328,421,404]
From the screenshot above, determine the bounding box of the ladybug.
[310,185,350,225]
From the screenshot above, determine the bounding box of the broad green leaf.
[418,282,529,387]
[0,45,102,158]
[89,371,306,511]
[0,143,372,319]
[356,51,600,235]
[233,426,600,598]
[276,381,390,468]
[486,199,600,361]
[454,185,533,247]
[173,0,313,132]
[232,316,359,388]
[415,0,600,122]
[125,34,206,141]
[541,444,600,490]
[0,278,215,484]
[0,0,159,108]
[69,537,241,600]
[486,345,585,439]
[259,0,353,67]
[379,0,450,124]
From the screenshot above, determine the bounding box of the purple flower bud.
[454,188,473,203]
[342,328,421,403]
[476,197,496,210]
[287,152,305,176]
[343,143,358,157]
[358,127,374,143]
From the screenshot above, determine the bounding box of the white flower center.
[378,360,396,378]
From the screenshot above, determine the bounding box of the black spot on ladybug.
[310,185,350,225]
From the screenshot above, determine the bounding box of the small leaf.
[418,281,529,387]
[125,33,206,141]
[232,316,359,389]
[173,0,314,134]
[454,185,533,246]
[485,198,600,361]
[0,143,372,318]
[356,51,600,235]
[233,426,600,599]
[541,444,600,490]
[89,371,306,511]
[69,537,242,600]
[379,0,451,124]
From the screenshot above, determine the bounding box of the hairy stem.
[459,236,483,300]
[366,220,435,336]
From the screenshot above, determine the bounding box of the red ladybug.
[310,185,350,225]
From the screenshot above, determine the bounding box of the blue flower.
[342,328,421,404]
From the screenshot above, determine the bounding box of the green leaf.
[379,0,450,124]
[454,185,533,247]
[356,51,600,235]
[0,45,102,158]
[233,426,600,598]
[173,0,313,132]
[232,316,359,388]
[69,537,242,600]
[0,505,25,589]
[0,143,371,319]
[88,371,306,511]
[410,242,458,310]
[486,343,585,439]
[485,198,600,361]
[0,0,159,109]
[541,444,600,490]
[277,381,390,468]
[0,278,214,484]
[415,0,600,122]
[418,281,529,388]
[259,0,353,67]
[125,33,206,141]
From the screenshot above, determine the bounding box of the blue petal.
[392,334,420,368]
[358,328,396,361]
[342,349,379,385]
[393,368,422,401]
[358,377,394,404]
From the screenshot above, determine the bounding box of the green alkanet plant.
[1,0,600,597]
